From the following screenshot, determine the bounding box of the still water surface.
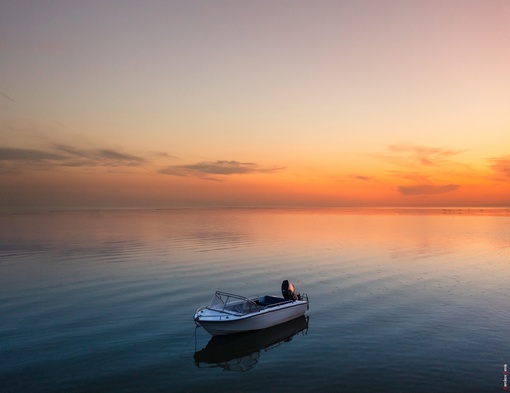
[1,208,509,392]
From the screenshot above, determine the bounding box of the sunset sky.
[1,1,509,209]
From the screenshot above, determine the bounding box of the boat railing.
[300,293,309,309]
[208,291,261,316]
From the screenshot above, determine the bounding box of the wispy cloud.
[150,151,179,160]
[376,144,465,168]
[53,144,147,167]
[0,147,65,162]
[488,155,510,180]
[331,174,377,183]
[373,144,464,168]
[350,174,373,182]
[373,144,467,197]
[0,144,148,173]
[398,184,459,195]
[159,160,285,181]
[0,147,65,173]
[1,91,15,103]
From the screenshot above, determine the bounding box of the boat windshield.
[208,291,260,315]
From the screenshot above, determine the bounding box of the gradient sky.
[1,0,509,209]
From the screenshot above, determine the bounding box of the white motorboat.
[194,280,309,336]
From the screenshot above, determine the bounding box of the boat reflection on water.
[194,316,309,372]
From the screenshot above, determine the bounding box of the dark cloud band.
[159,160,285,180]
[398,184,459,195]
[0,145,147,170]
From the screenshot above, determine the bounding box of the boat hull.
[194,316,309,370]
[195,300,308,336]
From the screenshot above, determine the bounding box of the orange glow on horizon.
[1,163,508,210]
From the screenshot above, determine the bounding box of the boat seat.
[257,296,287,307]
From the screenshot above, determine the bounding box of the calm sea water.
[1,208,509,392]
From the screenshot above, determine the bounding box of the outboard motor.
[281,280,300,301]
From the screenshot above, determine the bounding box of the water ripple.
[1,209,509,392]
